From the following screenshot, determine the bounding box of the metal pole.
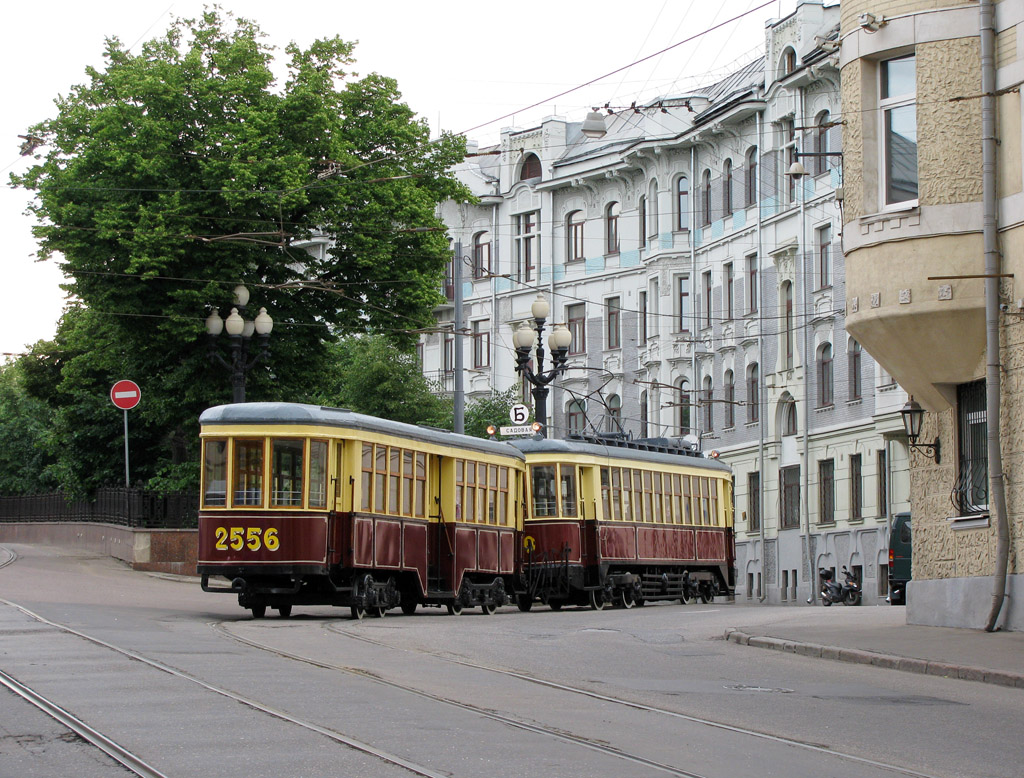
[123,409,130,488]
[454,241,465,434]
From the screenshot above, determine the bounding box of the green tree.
[0,359,57,494]
[12,9,468,494]
[464,387,522,439]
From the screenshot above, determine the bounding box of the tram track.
[215,617,945,778]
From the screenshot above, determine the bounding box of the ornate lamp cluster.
[513,294,572,438]
[204,285,274,403]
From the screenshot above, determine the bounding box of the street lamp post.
[205,285,273,403]
[513,294,571,438]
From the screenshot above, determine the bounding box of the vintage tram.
[197,403,526,618]
[512,434,735,611]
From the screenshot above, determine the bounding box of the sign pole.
[123,409,130,488]
[110,380,141,489]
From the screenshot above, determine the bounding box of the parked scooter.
[819,567,861,606]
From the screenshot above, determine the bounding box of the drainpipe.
[980,0,1009,632]
[756,110,767,603]
[691,146,699,439]
[453,239,465,434]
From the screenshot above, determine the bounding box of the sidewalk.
[725,607,1024,689]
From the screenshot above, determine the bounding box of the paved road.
[1,543,1020,778]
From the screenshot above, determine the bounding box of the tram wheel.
[481,601,497,616]
[250,605,266,619]
[400,600,418,615]
[589,590,609,611]
[619,589,635,609]
[516,594,533,612]
[447,601,464,616]
[370,606,386,618]
[276,605,292,619]
[350,605,367,620]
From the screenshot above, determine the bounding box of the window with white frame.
[567,210,585,262]
[724,262,734,320]
[638,195,647,249]
[472,320,490,368]
[701,170,712,225]
[745,147,758,206]
[881,54,918,206]
[818,224,832,289]
[747,362,759,423]
[605,297,621,350]
[567,400,587,435]
[702,270,712,330]
[723,159,734,217]
[814,111,831,176]
[676,176,689,230]
[724,370,735,428]
[606,202,620,254]
[818,343,834,407]
[677,275,691,333]
[607,394,621,432]
[514,212,538,281]
[472,231,491,279]
[567,303,586,355]
[677,379,691,435]
[702,375,714,432]
[639,290,648,342]
[849,339,862,400]
[746,253,758,314]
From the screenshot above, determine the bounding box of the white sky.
[1,0,795,357]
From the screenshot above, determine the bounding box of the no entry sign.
[110,379,141,410]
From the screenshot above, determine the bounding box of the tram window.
[682,476,694,524]
[389,447,401,515]
[601,468,611,519]
[531,464,558,517]
[700,477,711,524]
[610,468,622,520]
[202,439,227,507]
[361,444,373,511]
[709,479,719,526]
[672,474,682,524]
[561,466,578,517]
[233,439,264,507]
[308,440,328,508]
[415,453,426,517]
[374,446,386,513]
[465,461,477,522]
[499,467,509,525]
[622,469,634,521]
[643,470,654,522]
[653,472,664,523]
[631,469,643,521]
[271,439,304,507]
[403,451,414,515]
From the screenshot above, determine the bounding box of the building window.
[747,254,758,314]
[638,195,647,249]
[955,380,988,515]
[782,46,797,76]
[724,370,735,428]
[567,400,587,435]
[443,333,454,374]
[849,340,862,400]
[782,398,797,436]
[472,320,490,368]
[520,153,541,181]
[877,448,888,517]
[677,275,691,333]
[818,224,832,289]
[745,147,758,207]
[607,394,621,432]
[676,176,689,230]
[472,231,491,279]
[747,471,761,531]
[818,343,834,407]
[782,118,797,203]
[814,111,831,176]
[850,453,863,520]
[647,179,659,240]
[723,160,733,217]
[724,262,734,321]
[567,303,585,355]
[781,281,794,368]
[606,202,620,254]
[606,297,621,350]
[567,210,585,262]
[747,363,759,423]
[702,170,712,225]
[703,270,713,329]
[639,291,648,342]
[819,459,835,524]
[678,379,691,435]
[780,465,801,528]
[702,375,714,433]
[640,390,649,438]
[514,212,538,281]
[881,54,918,205]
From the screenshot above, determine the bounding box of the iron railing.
[0,489,198,529]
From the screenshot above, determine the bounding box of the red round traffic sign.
[110,379,141,410]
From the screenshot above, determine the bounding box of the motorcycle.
[819,566,861,606]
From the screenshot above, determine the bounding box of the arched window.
[567,210,585,262]
[701,170,712,225]
[781,281,794,369]
[640,390,649,438]
[647,179,659,239]
[677,379,691,435]
[520,153,541,181]
[638,195,647,249]
[780,47,797,78]
[849,340,862,400]
[782,397,798,436]
[607,394,621,432]
[724,370,735,428]
[747,363,760,423]
[818,343,834,407]
[723,160,733,217]
[676,176,689,231]
[814,111,831,176]
[702,376,714,432]
[472,231,491,279]
[606,202,620,254]
[745,147,758,207]
[567,400,587,434]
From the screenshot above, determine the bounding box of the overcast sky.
[1,0,795,357]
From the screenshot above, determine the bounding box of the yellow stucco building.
[840,0,1023,629]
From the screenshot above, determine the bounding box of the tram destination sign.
[499,424,536,436]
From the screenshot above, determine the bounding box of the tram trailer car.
[198,403,526,619]
[511,435,735,611]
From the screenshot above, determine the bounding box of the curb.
[724,628,1024,689]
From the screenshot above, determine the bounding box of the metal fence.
[0,489,199,529]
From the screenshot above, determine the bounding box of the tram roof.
[200,403,525,460]
[508,436,731,473]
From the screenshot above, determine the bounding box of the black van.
[888,513,911,605]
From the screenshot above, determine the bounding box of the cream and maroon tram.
[198,403,526,618]
[510,435,734,611]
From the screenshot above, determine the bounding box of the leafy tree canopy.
[0,359,57,494]
[11,8,468,494]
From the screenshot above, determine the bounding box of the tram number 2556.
[214,526,280,552]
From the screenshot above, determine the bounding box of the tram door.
[430,454,459,594]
